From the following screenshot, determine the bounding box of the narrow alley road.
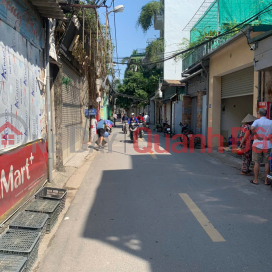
[38,123,272,272]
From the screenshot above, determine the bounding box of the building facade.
[0,0,65,225]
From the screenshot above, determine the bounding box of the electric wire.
[113,3,272,67]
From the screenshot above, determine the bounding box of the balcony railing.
[182,34,237,72]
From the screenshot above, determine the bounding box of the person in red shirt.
[136,113,145,122]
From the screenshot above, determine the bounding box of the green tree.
[137,1,164,32]
[116,48,163,109]
[145,38,164,62]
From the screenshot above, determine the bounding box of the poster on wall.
[0,21,30,149]
[28,42,41,141]
[0,0,43,49]
[0,21,43,151]
[0,7,46,225]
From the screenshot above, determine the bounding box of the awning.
[180,69,203,83]
[161,80,185,91]
[29,0,66,19]
[162,93,177,103]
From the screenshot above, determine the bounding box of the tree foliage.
[145,38,164,62]
[116,51,162,109]
[137,1,164,32]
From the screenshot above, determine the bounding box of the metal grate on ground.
[0,253,27,272]
[9,212,48,240]
[0,229,40,272]
[35,187,67,212]
[24,199,60,233]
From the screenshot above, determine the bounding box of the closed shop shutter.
[82,77,89,144]
[174,100,182,134]
[221,66,254,99]
[61,58,82,161]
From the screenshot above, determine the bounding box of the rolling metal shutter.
[61,59,82,161]
[82,77,89,144]
[221,66,254,99]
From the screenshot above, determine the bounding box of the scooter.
[144,122,149,129]
[106,126,112,135]
[129,122,138,142]
[163,121,172,137]
[138,120,145,138]
[179,122,199,148]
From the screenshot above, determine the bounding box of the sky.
[99,0,159,80]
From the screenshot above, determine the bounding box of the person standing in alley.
[239,114,256,176]
[113,112,117,127]
[250,108,272,185]
[96,119,106,149]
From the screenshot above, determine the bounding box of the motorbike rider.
[136,113,145,123]
[122,113,129,123]
[128,113,139,140]
[128,113,138,133]
[144,113,150,125]
[122,113,129,131]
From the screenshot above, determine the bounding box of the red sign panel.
[0,141,48,222]
[258,102,271,119]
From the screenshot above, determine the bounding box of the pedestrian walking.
[239,114,256,175]
[250,108,272,185]
[96,119,106,149]
[113,112,117,127]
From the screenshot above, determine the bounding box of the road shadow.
[82,154,190,271]
[81,132,272,271]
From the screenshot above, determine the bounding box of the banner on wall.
[0,140,48,224]
[0,0,43,49]
[0,20,43,151]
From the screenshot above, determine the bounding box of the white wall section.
[163,0,204,80]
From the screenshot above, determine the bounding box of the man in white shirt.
[144,113,150,124]
[113,113,117,127]
[251,108,272,185]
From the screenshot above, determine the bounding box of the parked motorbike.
[138,120,145,138]
[129,122,138,141]
[179,122,199,148]
[106,126,112,135]
[163,121,172,137]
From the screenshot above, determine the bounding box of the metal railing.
[182,34,237,72]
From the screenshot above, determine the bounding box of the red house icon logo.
[0,122,23,148]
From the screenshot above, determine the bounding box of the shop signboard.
[0,140,48,224]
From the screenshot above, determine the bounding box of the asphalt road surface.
[38,122,272,272]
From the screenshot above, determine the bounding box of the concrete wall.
[164,0,204,80]
[208,35,258,147]
[262,69,272,102]
[221,95,253,142]
[254,35,272,71]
